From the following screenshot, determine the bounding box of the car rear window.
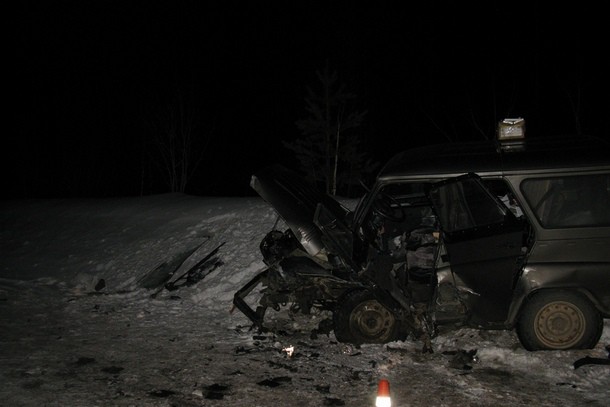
[521,173,610,228]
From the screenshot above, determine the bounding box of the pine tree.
[284,65,373,196]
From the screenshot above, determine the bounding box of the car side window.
[430,177,507,233]
[521,173,610,228]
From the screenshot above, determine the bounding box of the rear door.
[428,173,525,326]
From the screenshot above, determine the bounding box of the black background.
[7,1,609,198]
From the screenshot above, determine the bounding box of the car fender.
[506,263,610,326]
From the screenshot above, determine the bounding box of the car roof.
[378,136,610,181]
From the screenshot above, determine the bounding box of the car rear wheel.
[516,290,603,351]
[333,290,399,344]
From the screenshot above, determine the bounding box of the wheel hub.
[535,301,585,349]
[350,300,395,341]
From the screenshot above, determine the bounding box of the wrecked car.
[234,119,610,351]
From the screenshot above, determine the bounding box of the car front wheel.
[333,290,399,344]
[516,290,603,351]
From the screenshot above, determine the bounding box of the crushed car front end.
[232,165,364,333]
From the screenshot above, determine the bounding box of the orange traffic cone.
[375,378,391,407]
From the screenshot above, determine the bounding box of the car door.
[428,173,525,326]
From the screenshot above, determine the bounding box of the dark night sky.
[7,1,609,198]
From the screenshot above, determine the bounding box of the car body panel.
[250,164,350,257]
[378,137,609,181]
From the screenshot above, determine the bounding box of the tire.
[333,290,399,344]
[516,290,603,351]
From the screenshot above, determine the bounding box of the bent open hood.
[250,164,350,257]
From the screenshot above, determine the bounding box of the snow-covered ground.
[1,194,608,406]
